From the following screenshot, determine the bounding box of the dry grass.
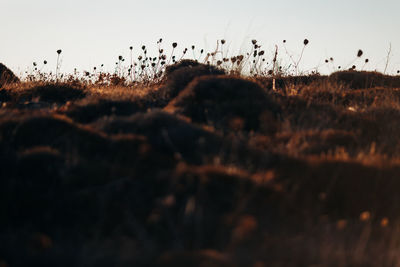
[2,55,400,267]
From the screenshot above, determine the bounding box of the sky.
[1,0,400,76]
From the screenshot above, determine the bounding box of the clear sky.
[1,0,400,76]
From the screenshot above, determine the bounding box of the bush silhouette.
[329,70,400,89]
[96,110,225,164]
[0,63,19,88]
[20,83,86,103]
[164,59,201,75]
[158,60,225,100]
[65,98,146,123]
[166,75,280,134]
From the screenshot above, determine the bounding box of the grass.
[2,40,400,266]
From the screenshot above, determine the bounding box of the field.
[2,50,400,266]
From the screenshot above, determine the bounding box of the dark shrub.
[0,114,108,155]
[329,70,400,89]
[19,83,86,103]
[96,110,224,164]
[157,60,225,101]
[0,63,19,88]
[65,99,146,123]
[166,75,280,134]
[164,59,201,75]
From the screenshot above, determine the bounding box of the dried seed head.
[357,49,363,57]
[221,39,226,45]
[43,60,47,64]
[172,42,178,48]
[142,45,146,50]
[191,45,195,50]
[252,39,257,45]
[57,49,62,54]
[129,46,133,50]
[325,59,329,63]
[283,40,286,43]
[365,58,369,63]
[118,56,123,61]
[303,39,309,45]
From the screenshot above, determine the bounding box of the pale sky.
[1,0,399,76]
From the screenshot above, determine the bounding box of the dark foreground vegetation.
[2,60,400,267]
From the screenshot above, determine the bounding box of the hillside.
[2,62,400,266]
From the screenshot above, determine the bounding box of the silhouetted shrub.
[0,114,108,155]
[0,63,19,88]
[65,98,146,123]
[159,60,225,100]
[96,110,224,164]
[18,83,86,103]
[329,70,400,89]
[166,75,280,134]
[96,110,277,169]
[164,59,201,75]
